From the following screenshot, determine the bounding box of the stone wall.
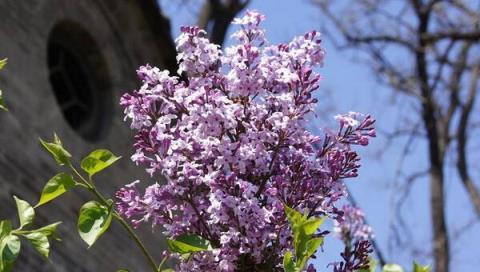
[0,1,169,271]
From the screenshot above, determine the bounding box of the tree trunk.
[414,3,450,270]
[429,163,449,272]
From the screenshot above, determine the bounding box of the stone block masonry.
[0,1,170,270]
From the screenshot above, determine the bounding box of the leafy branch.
[0,196,60,272]
[38,134,161,272]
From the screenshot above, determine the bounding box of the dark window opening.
[47,21,112,142]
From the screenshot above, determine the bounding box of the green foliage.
[283,251,295,272]
[383,264,404,272]
[36,135,161,270]
[33,222,62,240]
[13,196,35,228]
[0,90,6,112]
[77,201,113,247]
[0,58,6,70]
[0,58,7,111]
[413,262,431,272]
[22,232,50,259]
[36,173,75,207]
[0,221,12,241]
[39,134,72,166]
[0,233,20,272]
[166,234,212,254]
[81,149,121,177]
[381,262,431,272]
[0,134,174,271]
[283,205,325,272]
[0,197,61,271]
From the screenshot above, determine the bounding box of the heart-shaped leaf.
[33,222,62,241]
[81,149,121,177]
[13,196,35,228]
[0,221,12,241]
[22,232,50,259]
[39,136,71,165]
[36,173,75,207]
[0,234,21,272]
[166,234,212,254]
[78,201,113,247]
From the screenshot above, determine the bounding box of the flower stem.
[114,214,160,272]
[68,163,160,272]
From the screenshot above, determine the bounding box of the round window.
[47,21,111,142]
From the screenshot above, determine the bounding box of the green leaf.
[33,222,62,241]
[284,205,322,262]
[77,201,113,247]
[13,196,35,228]
[283,251,295,272]
[413,262,431,272]
[0,58,6,70]
[22,232,50,259]
[383,264,404,272]
[0,90,7,112]
[166,234,212,254]
[302,217,325,235]
[284,205,305,228]
[53,133,62,146]
[81,149,121,177]
[305,237,323,259]
[36,173,75,207]
[179,253,192,260]
[0,234,21,272]
[116,269,130,272]
[0,221,12,241]
[161,269,175,272]
[39,136,71,165]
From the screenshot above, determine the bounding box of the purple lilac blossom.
[332,206,374,272]
[116,10,375,272]
[332,240,372,272]
[333,205,374,243]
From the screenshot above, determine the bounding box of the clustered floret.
[332,206,374,272]
[116,10,375,271]
[334,205,374,242]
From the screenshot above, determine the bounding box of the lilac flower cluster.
[116,10,375,271]
[333,205,374,243]
[332,205,374,272]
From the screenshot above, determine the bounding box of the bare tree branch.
[422,31,480,43]
[456,63,480,216]
[315,0,480,270]
[443,43,471,143]
[198,0,250,46]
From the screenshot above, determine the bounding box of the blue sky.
[160,1,480,270]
